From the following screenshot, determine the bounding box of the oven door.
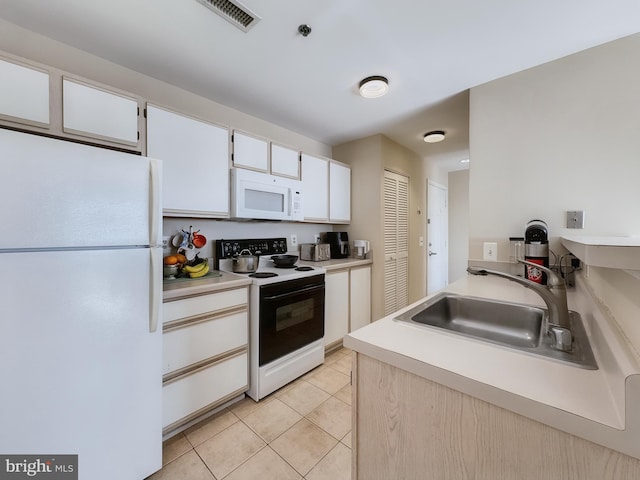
[259,275,325,366]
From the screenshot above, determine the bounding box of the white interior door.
[427,180,448,294]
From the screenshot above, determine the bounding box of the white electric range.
[216,238,326,400]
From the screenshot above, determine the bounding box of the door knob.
[428,251,438,256]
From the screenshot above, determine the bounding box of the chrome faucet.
[467,260,573,352]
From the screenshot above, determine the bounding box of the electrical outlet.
[290,234,298,248]
[314,234,321,244]
[566,210,585,229]
[483,242,498,261]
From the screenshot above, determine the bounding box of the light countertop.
[163,271,251,301]
[344,272,640,460]
[298,257,372,271]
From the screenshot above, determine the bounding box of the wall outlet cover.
[483,242,498,261]
[566,210,585,229]
[290,234,298,247]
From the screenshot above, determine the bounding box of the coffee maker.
[524,219,549,284]
[325,232,350,258]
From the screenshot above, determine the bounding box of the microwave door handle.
[288,189,293,216]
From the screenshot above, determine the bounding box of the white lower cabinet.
[350,266,372,332]
[324,270,350,347]
[162,352,248,430]
[162,287,248,435]
[324,264,372,348]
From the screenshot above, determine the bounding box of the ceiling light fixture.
[359,76,389,98]
[423,130,446,143]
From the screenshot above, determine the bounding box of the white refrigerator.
[0,129,163,479]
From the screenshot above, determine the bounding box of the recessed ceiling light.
[460,159,470,164]
[423,130,446,143]
[359,76,389,98]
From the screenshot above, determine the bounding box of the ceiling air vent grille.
[195,0,261,32]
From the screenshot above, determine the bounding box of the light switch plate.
[566,210,585,229]
[483,242,498,261]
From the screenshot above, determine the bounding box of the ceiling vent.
[195,0,261,32]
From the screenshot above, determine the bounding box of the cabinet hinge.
[137,106,140,117]
[137,131,140,141]
[231,133,234,143]
[143,108,147,118]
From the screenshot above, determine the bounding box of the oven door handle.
[262,284,324,301]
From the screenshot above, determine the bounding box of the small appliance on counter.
[524,219,549,284]
[353,239,370,259]
[326,231,350,258]
[300,243,331,262]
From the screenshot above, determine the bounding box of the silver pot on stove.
[232,249,259,273]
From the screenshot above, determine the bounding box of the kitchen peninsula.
[345,268,640,480]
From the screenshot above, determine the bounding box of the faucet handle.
[518,259,565,288]
[550,326,573,352]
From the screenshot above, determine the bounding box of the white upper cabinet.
[329,161,351,223]
[63,78,139,146]
[232,130,269,172]
[301,153,329,221]
[146,104,229,218]
[0,57,50,127]
[270,143,300,179]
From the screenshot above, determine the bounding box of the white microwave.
[230,168,304,221]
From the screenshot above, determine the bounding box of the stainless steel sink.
[394,293,598,369]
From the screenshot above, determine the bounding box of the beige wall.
[448,169,469,283]
[333,134,445,321]
[469,33,640,352]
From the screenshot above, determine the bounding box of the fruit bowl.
[163,264,179,279]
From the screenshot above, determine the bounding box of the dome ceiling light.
[423,130,446,143]
[359,76,389,98]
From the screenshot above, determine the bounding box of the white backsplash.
[163,217,335,259]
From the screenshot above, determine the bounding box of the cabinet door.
[350,266,371,332]
[232,130,268,172]
[330,161,351,223]
[0,57,49,126]
[301,153,329,221]
[163,310,247,375]
[147,104,229,217]
[324,270,350,346]
[271,143,300,179]
[63,78,138,146]
[162,352,247,430]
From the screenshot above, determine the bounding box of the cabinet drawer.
[163,287,248,323]
[163,310,247,375]
[162,352,248,430]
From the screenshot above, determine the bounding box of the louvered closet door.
[383,170,409,316]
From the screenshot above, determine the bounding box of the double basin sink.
[394,293,597,369]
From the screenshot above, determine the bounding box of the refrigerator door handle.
[149,248,162,333]
[149,158,162,246]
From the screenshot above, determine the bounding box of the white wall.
[469,33,640,260]
[469,33,640,353]
[0,19,339,260]
[448,169,469,283]
[0,19,331,158]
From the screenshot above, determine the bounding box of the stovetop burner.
[249,272,279,278]
[295,266,314,271]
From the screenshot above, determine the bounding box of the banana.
[183,262,206,274]
[189,263,210,278]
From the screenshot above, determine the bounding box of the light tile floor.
[147,347,353,480]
